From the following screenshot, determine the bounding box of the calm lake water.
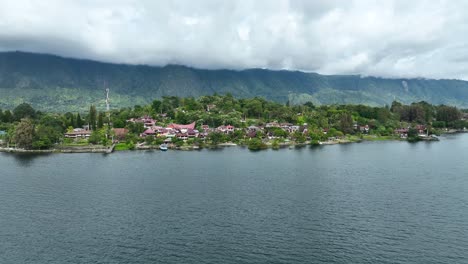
[1,134,468,264]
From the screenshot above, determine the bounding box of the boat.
[159,143,168,151]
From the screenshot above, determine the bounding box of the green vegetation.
[114,142,133,151]
[1,94,467,151]
[3,52,468,112]
[248,138,268,151]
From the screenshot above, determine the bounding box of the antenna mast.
[104,82,113,142]
[105,86,110,112]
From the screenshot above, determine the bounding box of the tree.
[390,101,403,113]
[292,131,306,143]
[208,132,226,145]
[76,113,83,128]
[436,106,461,123]
[127,122,145,134]
[13,103,36,121]
[151,99,162,113]
[64,112,75,128]
[175,111,189,124]
[32,126,56,149]
[97,112,104,129]
[145,135,155,145]
[89,105,97,131]
[88,130,103,144]
[339,113,354,134]
[245,98,263,118]
[2,110,13,123]
[269,127,288,138]
[5,125,16,147]
[248,138,267,150]
[377,108,391,123]
[303,101,315,109]
[161,96,180,113]
[15,118,35,149]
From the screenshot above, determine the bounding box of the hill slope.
[1,51,468,111]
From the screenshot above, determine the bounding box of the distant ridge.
[1,51,468,111]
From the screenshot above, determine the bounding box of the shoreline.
[1,132,462,154]
[0,145,114,154]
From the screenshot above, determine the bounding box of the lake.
[1,134,468,263]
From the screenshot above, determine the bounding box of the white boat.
[159,144,168,151]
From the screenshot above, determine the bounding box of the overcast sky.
[1,0,467,79]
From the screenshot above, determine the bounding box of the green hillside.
[1,51,468,111]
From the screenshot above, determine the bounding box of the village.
[60,113,443,152]
[2,95,467,152]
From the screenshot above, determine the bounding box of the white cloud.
[0,0,467,79]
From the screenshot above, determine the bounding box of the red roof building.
[167,122,196,130]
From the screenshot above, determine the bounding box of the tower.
[105,87,110,112]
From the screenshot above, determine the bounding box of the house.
[247,130,257,138]
[247,125,262,131]
[198,132,207,139]
[280,123,293,129]
[394,128,409,138]
[150,126,165,133]
[167,122,196,131]
[176,133,188,140]
[187,129,198,138]
[206,104,216,111]
[127,116,157,128]
[217,125,227,133]
[462,113,468,120]
[279,123,298,133]
[65,128,92,139]
[217,125,235,134]
[265,122,280,128]
[359,125,370,134]
[290,125,300,132]
[141,128,157,137]
[415,125,427,135]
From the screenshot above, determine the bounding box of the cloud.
[0,0,467,79]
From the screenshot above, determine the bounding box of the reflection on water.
[0,135,468,263]
[10,153,52,166]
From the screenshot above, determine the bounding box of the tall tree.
[436,106,461,123]
[76,113,83,128]
[89,105,97,131]
[97,112,104,129]
[15,118,35,149]
[339,113,354,134]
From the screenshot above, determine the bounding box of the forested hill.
[1,51,468,111]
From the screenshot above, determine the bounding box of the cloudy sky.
[1,0,467,79]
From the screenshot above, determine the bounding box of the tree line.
[1,95,467,150]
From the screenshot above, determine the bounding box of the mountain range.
[1,51,468,112]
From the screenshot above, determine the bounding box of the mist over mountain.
[1,51,468,111]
